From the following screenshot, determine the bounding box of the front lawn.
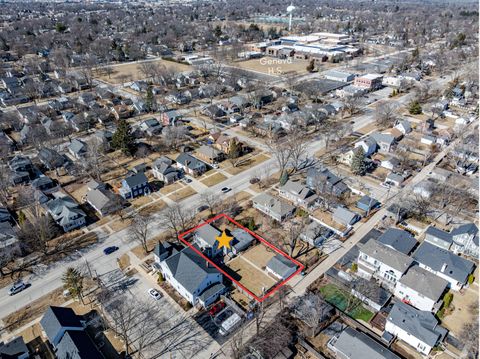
[319,283,374,322]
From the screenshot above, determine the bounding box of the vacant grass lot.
[319,283,374,322]
[200,172,227,187]
[167,186,197,201]
[227,256,277,297]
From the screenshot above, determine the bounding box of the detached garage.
[266,254,297,280]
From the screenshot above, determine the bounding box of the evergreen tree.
[279,170,289,185]
[408,100,422,115]
[112,119,135,155]
[62,267,84,303]
[144,87,155,112]
[351,148,368,176]
[306,59,315,73]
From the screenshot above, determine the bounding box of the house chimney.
[441,263,447,273]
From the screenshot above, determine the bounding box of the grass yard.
[225,153,271,175]
[138,200,166,216]
[117,253,131,271]
[441,282,479,336]
[108,218,132,232]
[227,256,277,297]
[159,182,184,195]
[168,186,197,201]
[242,244,277,269]
[200,172,227,187]
[96,59,191,84]
[131,195,153,208]
[319,283,374,322]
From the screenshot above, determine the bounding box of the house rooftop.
[266,254,297,278]
[387,302,447,347]
[413,242,475,284]
[358,238,413,273]
[399,265,448,301]
[40,306,83,344]
[378,228,417,254]
[123,172,148,188]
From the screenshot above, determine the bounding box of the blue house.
[356,195,380,213]
[119,172,150,199]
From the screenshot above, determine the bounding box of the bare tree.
[128,212,152,254]
[291,292,333,337]
[287,128,309,172]
[200,190,219,217]
[159,203,194,241]
[267,139,292,179]
[375,102,398,127]
[343,95,362,117]
[460,300,479,359]
[283,221,305,257]
[82,138,106,181]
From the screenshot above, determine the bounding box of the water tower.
[287,4,296,32]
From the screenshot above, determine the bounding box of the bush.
[408,100,422,115]
[351,263,358,273]
[157,273,164,283]
[436,308,445,320]
[443,292,454,308]
[468,274,475,285]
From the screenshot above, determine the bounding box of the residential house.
[412,242,475,291]
[328,327,400,359]
[202,104,226,119]
[195,145,224,165]
[161,110,182,126]
[354,137,377,156]
[394,265,448,312]
[252,193,296,222]
[40,306,103,359]
[32,176,58,194]
[357,238,413,290]
[394,120,412,135]
[266,254,297,280]
[278,180,318,208]
[306,167,349,197]
[86,185,123,217]
[332,206,360,227]
[227,228,255,256]
[45,193,86,232]
[118,172,150,199]
[421,135,436,146]
[140,118,162,136]
[193,223,222,257]
[377,228,417,255]
[300,221,333,247]
[38,148,66,170]
[0,337,29,359]
[451,223,479,257]
[68,139,88,159]
[371,132,395,153]
[176,153,207,177]
[424,226,452,250]
[385,172,404,187]
[152,157,181,184]
[385,302,447,355]
[228,95,250,110]
[356,195,379,213]
[8,155,35,185]
[155,245,225,307]
[111,105,134,120]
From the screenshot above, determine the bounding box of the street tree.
[375,102,398,127]
[159,203,194,241]
[128,212,152,254]
[62,267,84,303]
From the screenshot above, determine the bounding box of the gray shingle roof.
[331,327,400,359]
[253,192,296,219]
[164,247,219,293]
[68,139,87,155]
[40,306,82,344]
[378,228,417,254]
[451,223,478,237]
[333,206,358,226]
[266,254,297,278]
[230,228,255,252]
[195,223,221,247]
[387,302,446,347]
[124,172,148,188]
[176,153,207,170]
[425,226,452,243]
[0,336,29,357]
[358,238,413,273]
[56,330,103,359]
[198,283,226,302]
[399,265,448,301]
[413,242,475,284]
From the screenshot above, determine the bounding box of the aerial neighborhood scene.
[0,0,478,358]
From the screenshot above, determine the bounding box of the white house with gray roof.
[378,228,417,255]
[413,242,475,291]
[327,327,400,359]
[425,223,479,257]
[85,187,122,217]
[193,223,222,257]
[266,254,297,280]
[278,180,318,208]
[394,265,448,312]
[252,193,295,222]
[156,246,225,307]
[357,238,413,290]
[385,302,448,355]
[44,192,86,232]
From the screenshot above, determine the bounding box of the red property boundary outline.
[178,213,304,302]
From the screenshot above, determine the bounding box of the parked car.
[197,205,209,213]
[148,288,162,300]
[221,187,231,193]
[249,177,260,184]
[103,246,119,255]
[209,301,226,316]
[9,280,26,296]
[182,176,192,184]
[212,163,219,169]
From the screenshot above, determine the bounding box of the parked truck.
[219,313,241,336]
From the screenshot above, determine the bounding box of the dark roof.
[176,153,206,170]
[357,195,379,210]
[378,228,417,254]
[40,306,83,344]
[451,223,478,237]
[425,226,452,244]
[413,242,475,284]
[198,283,226,302]
[56,330,103,359]
[0,336,29,357]
[123,172,148,188]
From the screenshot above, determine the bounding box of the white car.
[9,280,26,296]
[212,163,219,169]
[148,288,162,300]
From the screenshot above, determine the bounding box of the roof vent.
[441,263,447,273]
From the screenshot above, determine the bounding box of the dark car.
[103,246,119,255]
[221,187,231,193]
